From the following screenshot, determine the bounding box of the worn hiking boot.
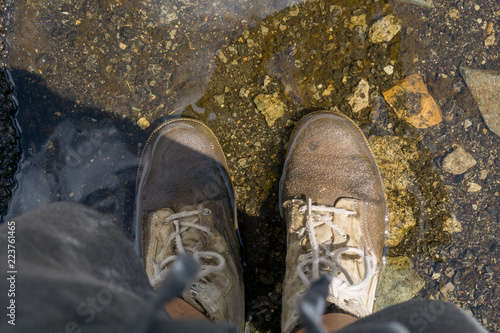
[279,112,386,333]
[134,118,244,330]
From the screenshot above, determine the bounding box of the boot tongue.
[332,198,362,249]
[307,198,362,250]
[145,206,205,288]
[286,198,373,319]
[168,204,207,252]
[314,218,334,244]
[328,198,378,319]
[286,198,356,246]
[149,203,232,323]
[179,228,203,250]
[148,208,174,223]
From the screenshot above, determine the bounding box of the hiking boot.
[279,112,386,332]
[134,118,244,330]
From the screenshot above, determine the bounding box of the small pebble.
[448,8,460,20]
[239,88,249,98]
[442,147,477,175]
[207,112,217,121]
[445,267,455,278]
[237,158,248,167]
[216,50,227,63]
[369,14,401,43]
[468,182,482,192]
[440,282,455,297]
[137,117,150,130]
[214,95,224,106]
[486,22,494,35]
[485,35,495,46]
[289,6,299,16]
[384,65,394,75]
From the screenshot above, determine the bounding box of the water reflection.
[266,46,303,105]
[6,0,309,125]
[4,70,146,238]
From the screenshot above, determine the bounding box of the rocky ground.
[1,0,499,331]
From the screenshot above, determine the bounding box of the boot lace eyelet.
[202,208,212,215]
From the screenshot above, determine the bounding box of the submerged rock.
[485,34,496,46]
[348,78,370,113]
[369,14,401,43]
[442,146,477,175]
[442,217,462,234]
[350,14,366,28]
[137,117,150,130]
[461,67,500,136]
[369,136,420,247]
[377,256,425,310]
[395,0,434,7]
[254,94,285,127]
[383,74,443,129]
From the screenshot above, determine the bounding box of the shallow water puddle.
[3,0,499,330]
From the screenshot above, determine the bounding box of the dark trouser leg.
[335,300,487,333]
[0,202,234,333]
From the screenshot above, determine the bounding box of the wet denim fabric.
[0,202,234,333]
[0,202,488,333]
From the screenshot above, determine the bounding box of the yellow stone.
[254,94,285,127]
[137,117,150,130]
[448,8,460,20]
[321,84,335,96]
[382,74,443,128]
[443,217,462,234]
[369,136,420,247]
[351,14,366,27]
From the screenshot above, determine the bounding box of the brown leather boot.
[134,118,244,331]
[279,112,386,333]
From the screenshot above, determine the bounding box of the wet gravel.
[1,0,499,331]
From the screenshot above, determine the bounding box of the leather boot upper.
[280,112,386,332]
[134,119,244,331]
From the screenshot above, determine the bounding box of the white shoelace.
[150,208,226,287]
[296,199,376,314]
